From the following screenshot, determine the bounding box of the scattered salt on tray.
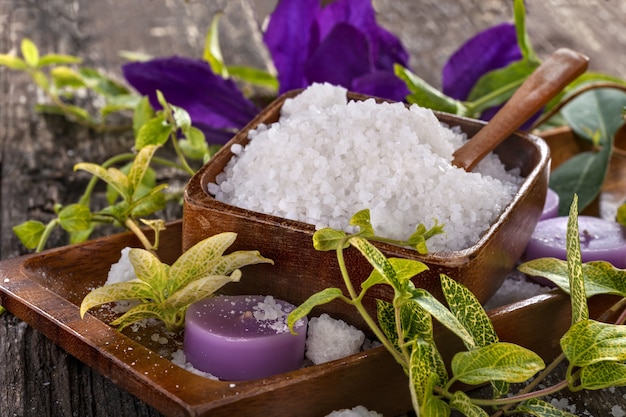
[209,82,523,252]
[325,405,383,417]
[305,313,365,365]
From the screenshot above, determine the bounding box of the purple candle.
[524,215,626,268]
[184,295,307,381]
[540,188,560,220]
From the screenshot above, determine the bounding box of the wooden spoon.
[452,48,589,171]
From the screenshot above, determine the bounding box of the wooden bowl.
[183,90,551,331]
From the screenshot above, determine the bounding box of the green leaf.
[407,221,445,254]
[172,105,192,129]
[566,195,588,324]
[21,38,39,67]
[362,257,428,291]
[312,228,348,251]
[128,185,167,218]
[395,64,468,115]
[37,53,82,67]
[513,0,539,63]
[450,391,489,417]
[440,274,498,349]
[466,60,537,115]
[165,270,242,310]
[179,126,209,161]
[203,11,227,77]
[551,89,626,215]
[287,288,345,334]
[451,342,545,385]
[74,163,131,201]
[349,209,374,236]
[0,54,27,70]
[516,399,578,417]
[562,88,626,145]
[132,96,155,137]
[50,66,85,89]
[58,204,91,232]
[135,115,172,149]
[12,220,46,249]
[80,280,154,317]
[580,360,626,390]
[128,144,159,195]
[78,67,130,97]
[227,65,278,90]
[409,288,475,348]
[129,248,170,297]
[561,319,626,367]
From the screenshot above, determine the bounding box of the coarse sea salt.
[209,83,522,252]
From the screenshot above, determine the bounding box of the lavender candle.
[540,188,560,220]
[524,215,626,268]
[184,295,307,381]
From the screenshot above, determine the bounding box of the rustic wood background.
[1,0,625,416]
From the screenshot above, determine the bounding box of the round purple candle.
[184,295,307,381]
[524,216,626,268]
[540,188,560,220]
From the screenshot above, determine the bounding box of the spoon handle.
[452,48,589,171]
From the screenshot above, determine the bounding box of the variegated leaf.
[164,270,242,310]
[168,232,237,292]
[80,280,153,318]
[110,302,164,330]
[128,248,169,298]
[208,250,273,276]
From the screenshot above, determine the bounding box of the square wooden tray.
[0,221,619,417]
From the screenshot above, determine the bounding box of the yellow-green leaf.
[516,398,577,417]
[168,232,237,292]
[80,280,153,318]
[203,12,227,77]
[561,319,626,367]
[165,270,242,310]
[0,54,27,70]
[128,248,169,297]
[110,302,163,331]
[21,38,39,67]
[208,250,273,276]
[450,391,489,417]
[287,288,345,334]
[74,163,131,200]
[451,342,544,385]
[566,195,588,324]
[127,144,159,194]
[580,360,626,390]
[312,228,348,251]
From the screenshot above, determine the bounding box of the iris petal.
[351,71,410,102]
[442,23,521,100]
[122,56,259,144]
[263,0,320,93]
[304,24,371,88]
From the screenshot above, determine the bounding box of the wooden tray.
[0,221,619,417]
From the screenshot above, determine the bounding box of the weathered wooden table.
[1,1,626,416]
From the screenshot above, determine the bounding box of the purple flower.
[442,23,522,102]
[122,56,259,144]
[264,0,410,101]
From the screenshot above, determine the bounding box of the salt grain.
[210,83,522,252]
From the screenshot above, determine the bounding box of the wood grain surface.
[1,1,626,416]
